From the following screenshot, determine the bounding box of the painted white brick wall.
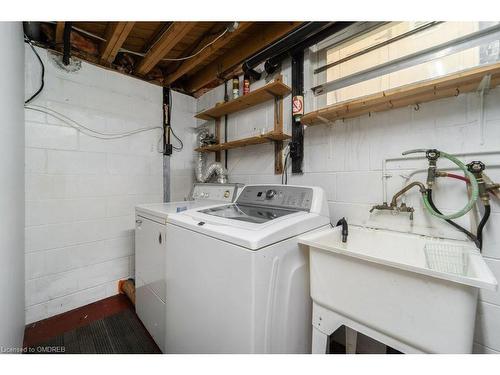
[197,61,500,353]
[24,47,164,324]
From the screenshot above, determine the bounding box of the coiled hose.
[422,151,479,220]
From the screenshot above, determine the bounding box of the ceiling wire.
[160,28,228,61]
[57,22,228,62]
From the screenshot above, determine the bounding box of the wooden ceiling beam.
[164,22,253,86]
[184,22,302,93]
[55,22,65,46]
[100,22,135,65]
[135,22,197,76]
[141,22,172,54]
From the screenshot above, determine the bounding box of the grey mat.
[27,309,161,354]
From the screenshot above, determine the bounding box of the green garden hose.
[422,151,479,220]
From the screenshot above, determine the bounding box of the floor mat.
[26,309,161,354]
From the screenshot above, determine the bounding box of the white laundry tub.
[299,226,497,353]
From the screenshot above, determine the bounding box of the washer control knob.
[265,189,277,199]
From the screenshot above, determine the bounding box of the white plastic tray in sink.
[424,243,470,276]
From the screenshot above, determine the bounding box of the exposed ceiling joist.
[164,22,253,85]
[185,22,302,93]
[100,22,136,65]
[135,22,197,76]
[55,22,65,45]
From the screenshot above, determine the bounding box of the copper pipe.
[390,181,426,207]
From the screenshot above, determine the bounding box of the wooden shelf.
[195,132,291,152]
[302,62,500,126]
[195,78,291,121]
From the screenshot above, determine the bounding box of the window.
[309,22,500,108]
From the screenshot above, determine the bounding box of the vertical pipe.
[162,87,170,202]
[0,22,25,351]
[291,51,304,174]
[62,22,72,65]
[224,80,229,170]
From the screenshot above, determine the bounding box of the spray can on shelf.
[243,75,250,95]
[232,76,240,99]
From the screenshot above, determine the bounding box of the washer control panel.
[236,185,313,211]
[191,183,242,202]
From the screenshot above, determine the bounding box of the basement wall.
[24,47,176,323]
[196,58,500,353]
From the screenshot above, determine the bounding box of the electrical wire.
[58,22,228,62]
[24,105,164,153]
[25,104,161,138]
[160,28,228,61]
[25,35,45,104]
[167,89,184,151]
[281,145,291,185]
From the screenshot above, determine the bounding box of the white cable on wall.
[24,104,164,152]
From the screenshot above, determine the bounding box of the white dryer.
[165,184,330,353]
[134,183,242,352]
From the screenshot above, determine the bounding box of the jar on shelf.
[232,76,239,99]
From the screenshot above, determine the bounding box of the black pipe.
[162,87,172,156]
[242,22,333,73]
[62,22,72,66]
[427,190,480,249]
[265,22,355,73]
[224,80,229,169]
[477,205,491,250]
[291,51,304,174]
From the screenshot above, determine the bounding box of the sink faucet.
[336,217,348,243]
[370,181,426,221]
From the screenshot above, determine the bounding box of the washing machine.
[134,183,243,352]
[164,184,330,353]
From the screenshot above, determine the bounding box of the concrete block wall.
[24,47,165,323]
[196,63,500,353]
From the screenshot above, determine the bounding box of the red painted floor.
[23,294,134,348]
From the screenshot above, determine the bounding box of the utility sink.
[299,226,497,353]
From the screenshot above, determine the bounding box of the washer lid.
[136,200,222,220]
[167,207,330,250]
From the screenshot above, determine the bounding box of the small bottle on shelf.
[243,75,250,95]
[232,76,239,99]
